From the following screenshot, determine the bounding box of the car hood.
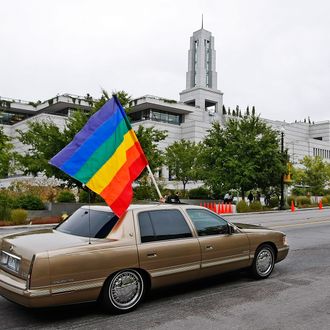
[232,222,271,231]
[1,229,91,260]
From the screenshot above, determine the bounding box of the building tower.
[179,25,223,114]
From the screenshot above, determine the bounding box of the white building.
[1,26,330,186]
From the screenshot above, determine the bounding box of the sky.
[1,0,330,122]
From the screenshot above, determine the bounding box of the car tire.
[100,269,146,314]
[251,244,275,279]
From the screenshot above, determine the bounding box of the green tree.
[201,115,286,198]
[298,156,330,195]
[135,126,167,173]
[0,126,14,178]
[17,90,166,191]
[164,140,201,192]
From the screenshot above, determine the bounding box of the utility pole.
[280,131,285,210]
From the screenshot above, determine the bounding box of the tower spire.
[201,14,203,29]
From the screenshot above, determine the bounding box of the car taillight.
[27,255,36,290]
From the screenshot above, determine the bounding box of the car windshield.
[56,208,119,238]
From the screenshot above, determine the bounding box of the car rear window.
[56,208,118,238]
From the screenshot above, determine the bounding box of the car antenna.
[88,187,91,245]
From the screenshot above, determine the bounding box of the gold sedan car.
[0,204,289,313]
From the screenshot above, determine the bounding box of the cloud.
[1,0,329,122]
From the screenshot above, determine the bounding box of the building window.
[194,40,199,86]
[313,147,330,159]
[130,109,182,126]
[0,111,31,125]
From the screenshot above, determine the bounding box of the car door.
[136,209,201,288]
[185,208,250,277]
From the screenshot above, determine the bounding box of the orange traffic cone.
[221,203,225,213]
[203,202,207,208]
[217,203,221,214]
[200,202,202,207]
[291,200,295,212]
[319,200,323,210]
[229,202,233,213]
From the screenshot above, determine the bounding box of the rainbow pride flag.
[50,96,148,217]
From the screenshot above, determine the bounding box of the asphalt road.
[1,209,330,329]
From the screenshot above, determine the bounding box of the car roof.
[81,203,203,213]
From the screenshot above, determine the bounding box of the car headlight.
[283,235,288,246]
[0,251,21,273]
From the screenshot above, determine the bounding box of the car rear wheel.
[100,269,146,314]
[251,244,275,279]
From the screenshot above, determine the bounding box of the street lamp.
[280,129,285,210]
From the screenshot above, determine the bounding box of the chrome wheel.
[256,248,273,276]
[251,245,275,279]
[108,270,144,311]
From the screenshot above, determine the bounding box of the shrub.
[56,190,76,203]
[269,196,279,208]
[291,187,307,196]
[78,190,105,203]
[133,184,158,201]
[236,200,249,213]
[326,195,330,205]
[0,191,13,221]
[78,190,89,203]
[188,187,211,199]
[10,209,28,225]
[296,196,311,207]
[249,201,262,212]
[321,196,329,206]
[287,196,296,206]
[13,194,45,210]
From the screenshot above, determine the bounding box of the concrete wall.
[27,203,94,219]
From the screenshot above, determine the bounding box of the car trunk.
[0,229,90,280]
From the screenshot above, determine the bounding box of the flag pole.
[146,165,163,200]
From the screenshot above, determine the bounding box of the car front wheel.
[251,244,275,279]
[100,269,146,314]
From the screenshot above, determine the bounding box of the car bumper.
[0,269,51,308]
[276,246,289,263]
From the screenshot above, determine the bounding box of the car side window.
[186,209,229,236]
[138,210,192,243]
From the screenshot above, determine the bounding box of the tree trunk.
[241,189,245,200]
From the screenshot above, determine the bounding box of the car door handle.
[206,245,214,251]
[147,252,157,258]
